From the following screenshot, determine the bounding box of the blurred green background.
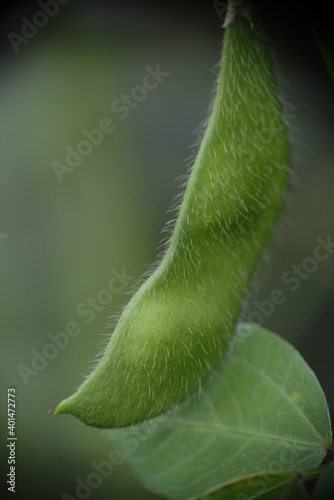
[1,1,333,499]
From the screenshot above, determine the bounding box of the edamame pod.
[55,4,291,428]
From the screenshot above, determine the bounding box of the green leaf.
[106,325,332,500]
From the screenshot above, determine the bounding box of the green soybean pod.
[54,5,291,428]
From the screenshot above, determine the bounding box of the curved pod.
[55,9,291,428]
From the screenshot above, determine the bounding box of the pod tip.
[53,398,71,416]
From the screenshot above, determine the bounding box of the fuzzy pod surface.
[55,8,291,428]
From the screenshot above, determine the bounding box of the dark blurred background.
[1,1,333,499]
